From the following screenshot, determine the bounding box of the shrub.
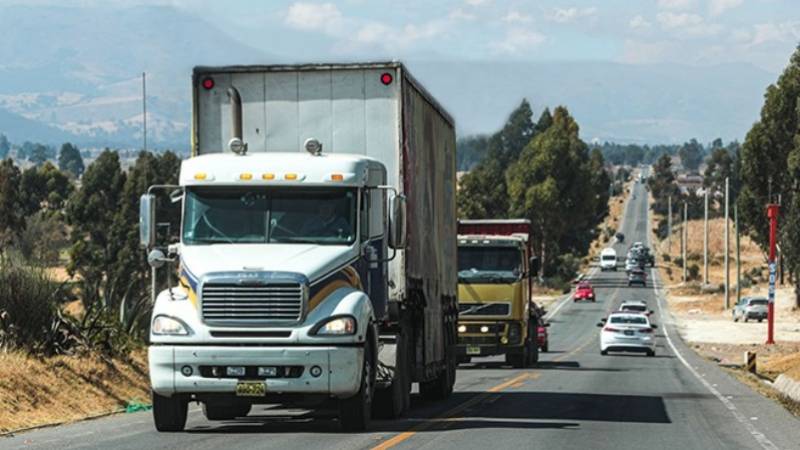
[662,254,671,263]
[688,264,700,281]
[674,256,684,267]
[0,259,74,354]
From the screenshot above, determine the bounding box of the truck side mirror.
[388,194,407,250]
[529,256,540,277]
[139,194,156,249]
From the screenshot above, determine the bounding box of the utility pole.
[735,204,741,306]
[766,204,780,345]
[683,201,688,283]
[724,177,730,310]
[668,195,672,255]
[142,72,147,152]
[703,189,709,285]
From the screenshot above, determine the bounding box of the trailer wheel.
[339,335,375,431]
[420,351,455,401]
[152,391,188,432]
[202,402,251,421]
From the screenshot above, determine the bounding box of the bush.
[0,259,74,354]
[687,252,702,262]
[17,211,69,265]
[662,254,671,263]
[674,256,684,267]
[688,264,700,281]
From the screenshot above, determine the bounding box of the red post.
[766,204,780,345]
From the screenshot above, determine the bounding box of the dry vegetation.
[0,350,149,433]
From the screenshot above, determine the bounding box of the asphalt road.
[3,180,799,449]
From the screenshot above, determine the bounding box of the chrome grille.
[201,282,304,323]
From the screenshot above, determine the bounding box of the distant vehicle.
[628,269,647,287]
[619,300,653,317]
[598,313,657,356]
[574,281,596,302]
[733,297,769,322]
[600,248,618,271]
[625,258,641,272]
[631,242,644,250]
[536,317,550,353]
[615,232,625,243]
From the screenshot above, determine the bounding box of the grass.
[0,350,149,433]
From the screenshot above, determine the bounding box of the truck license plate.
[235,380,266,397]
[466,345,481,355]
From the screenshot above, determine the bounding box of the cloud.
[490,28,545,55]
[548,7,597,24]
[709,0,743,16]
[465,0,490,6]
[657,0,694,9]
[285,2,343,35]
[351,20,447,51]
[656,12,703,29]
[502,11,532,24]
[629,15,652,30]
[749,21,800,46]
[449,7,476,21]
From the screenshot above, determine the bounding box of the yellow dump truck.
[456,219,539,368]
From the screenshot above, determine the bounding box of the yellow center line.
[371,372,534,450]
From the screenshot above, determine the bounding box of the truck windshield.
[182,187,357,245]
[458,246,522,283]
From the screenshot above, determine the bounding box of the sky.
[36,0,797,74]
[1,0,797,72]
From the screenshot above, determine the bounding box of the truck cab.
[455,220,538,368]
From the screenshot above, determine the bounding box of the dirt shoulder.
[0,350,149,433]
[647,191,800,411]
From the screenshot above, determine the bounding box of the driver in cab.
[300,202,350,239]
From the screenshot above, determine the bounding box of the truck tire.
[528,330,539,365]
[152,391,188,432]
[374,333,410,419]
[339,336,375,431]
[202,402,251,420]
[420,351,456,401]
[505,349,527,368]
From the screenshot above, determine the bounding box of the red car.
[574,281,596,302]
[536,318,550,352]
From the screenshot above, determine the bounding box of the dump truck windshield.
[458,246,522,283]
[183,187,357,245]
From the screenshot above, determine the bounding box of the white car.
[618,300,653,317]
[598,313,656,356]
[599,248,617,271]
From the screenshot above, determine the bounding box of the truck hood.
[179,244,357,285]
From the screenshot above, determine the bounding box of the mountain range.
[0,4,779,149]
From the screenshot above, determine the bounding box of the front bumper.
[600,335,655,352]
[457,321,524,357]
[149,345,363,398]
[745,310,767,319]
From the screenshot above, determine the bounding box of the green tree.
[678,138,704,173]
[507,106,600,277]
[534,108,553,135]
[66,150,127,312]
[456,135,490,171]
[0,134,9,159]
[738,45,800,307]
[457,99,536,218]
[703,145,734,205]
[648,154,680,216]
[20,162,73,216]
[588,148,611,220]
[0,159,24,253]
[58,143,85,178]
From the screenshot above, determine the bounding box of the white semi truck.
[139,62,458,432]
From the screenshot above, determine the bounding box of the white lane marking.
[650,265,779,448]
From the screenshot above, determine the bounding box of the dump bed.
[192,62,457,365]
[458,219,533,256]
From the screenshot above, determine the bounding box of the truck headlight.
[311,315,357,336]
[152,315,191,336]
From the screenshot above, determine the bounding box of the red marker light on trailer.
[201,77,215,90]
[380,72,393,85]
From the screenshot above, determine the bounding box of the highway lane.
[2,180,799,449]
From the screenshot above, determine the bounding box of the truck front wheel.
[152,391,188,432]
[339,337,375,431]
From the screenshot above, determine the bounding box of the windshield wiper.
[460,304,495,315]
